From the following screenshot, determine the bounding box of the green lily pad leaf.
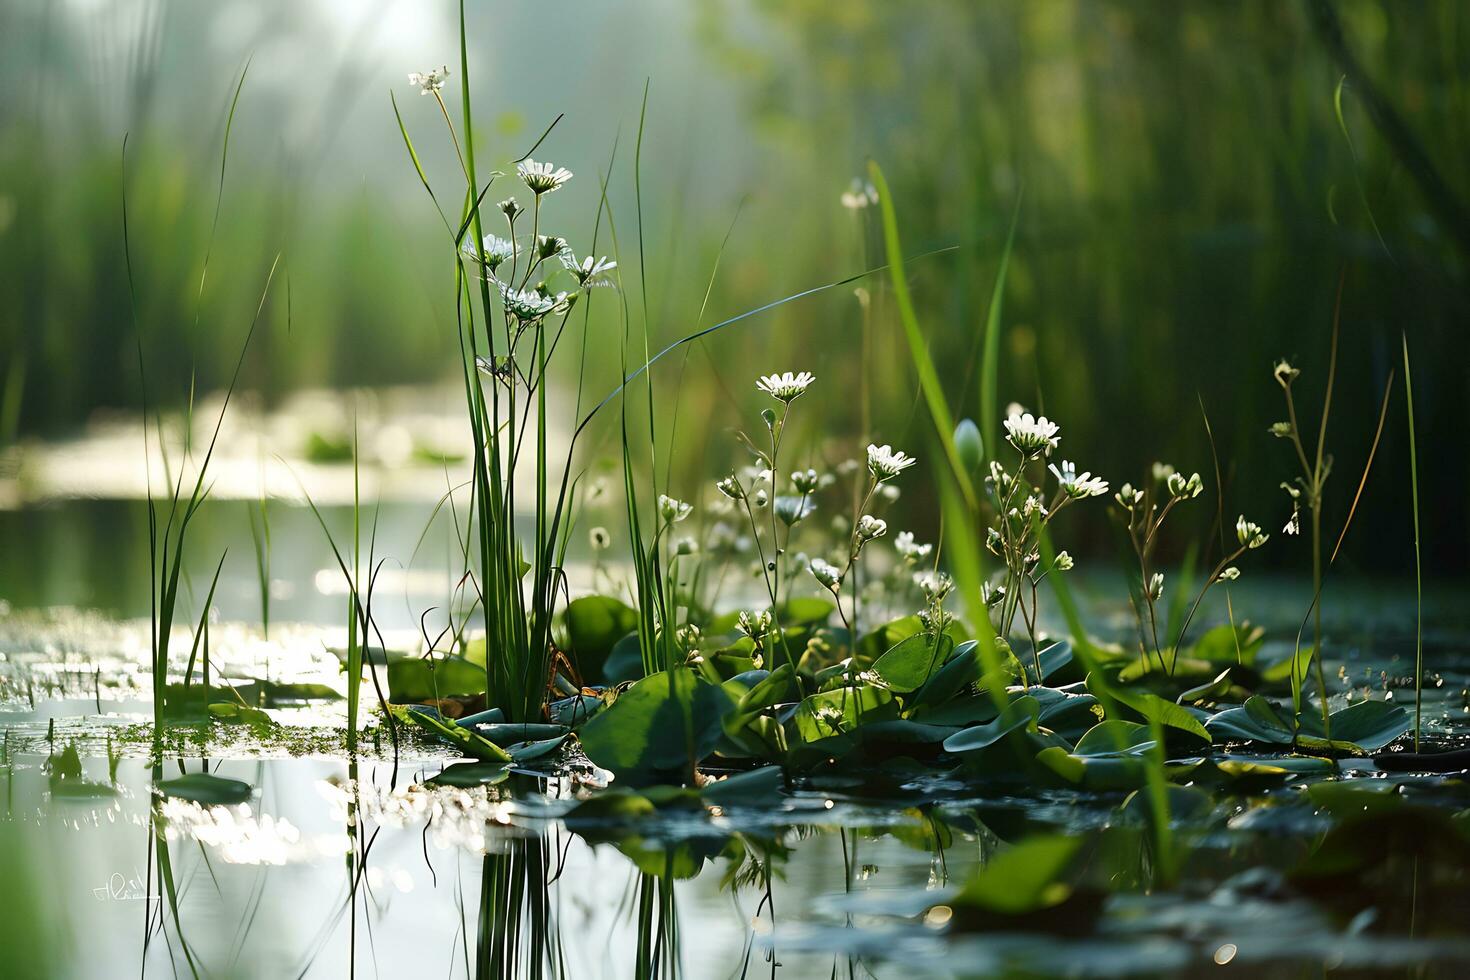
[858,719,960,744]
[855,616,924,663]
[563,788,659,825]
[1073,720,1155,757]
[872,633,952,693]
[1120,784,1214,823]
[386,656,485,703]
[1036,747,1151,791]
[794,685,897,742]
[207,702,274,726]
[911,640,1020,710]
[507,735,569,763]
[1031,687,1103,741]
[943,696,1040,754]
[1314,698,1411,752]
[725,664,798,734]
[391,704,513,762]
[1206,695,1293,745]
[156,773,253,805]
[1189,623,1266,665]
[549,694,603,727]
[1261,644,1316,685]
[427,762,511,788]
[564,595,640,682]
[701,766,785,806]
[602,632,645,685]
[1103,682,1211,743]
[1036,641,1073,682]
[1177,668,1234,706]
[949,835,1083,915]
[577,668,737,777]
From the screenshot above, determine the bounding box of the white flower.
[498,282,563,321]
[517,159,573,195]
[675,624,702,653]
[673,536,698,556]
[894,531,932,564]
[408,65,450,95]
[1166,471,1203,499]
[1217,566,1241,582]
[1152,462,1176,484]
[840,178,878,210]
[856,515,888,541]
[1049,460,1109,499]
[1235,515,1268,550]
[498,198,524,221]
[808,557,842,591]
[866,444,917,482]
[1148,572,1165,601]
[755,371,815,402]
[1115,482,1142,509]
[774,495,816,527]
[1054,551,1075,572]
[736,609,773,641]
[535,235,570,260]
[1003,412,1060,456]
[589,526,611,550]
[561,252,617,287]
[1273,359,1300,386]
[715,474,745,500]
[463,234,516,273]
[790,468,821,494]
[658,494,692,525]
[913,570,954,602]
[1284,510,1301,536]
[1268,421,1293,439]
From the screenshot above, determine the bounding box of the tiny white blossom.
[1284,510,1300,536]
[1003,412,1061,456]
[774,495,816,527]
[1049,459,1109,499]
[498,282,562,321]
[755,371,816,402]
[1236,515,1269,550]
[866,444,917,482]
[894,531,932,564]
[913,569,954,602]
[463,234,516,273]
[791,468,821,494]
[1148,572,1165,601]
[408,65,450,95]
[715,474,745,500]
[856,515,888,541]
[808,557,843,591]
[736,609,773,640]
[673,536,698,556]
[1054,551,1075,572]
[561,252,617,287]
[1115,482,1142,509]
[589,526,611,550]
[517,159,573,195]
[1217,566,1241,582]
[658,494,693,525]
[1166,471,1204,499]
[1273,359,1300,386]
[840,178,878,210]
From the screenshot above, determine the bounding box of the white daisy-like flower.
[517,159,573,195]
[755,371,815,403]
[894,531,932,563]
[408,65,450,95]
[840,178,878,210]
[866,444,917,482]
[856,514,888,541]
[498,283,562,321]
[1048,459,1109,499]
[658,494,693,525]
[774,495,816,527]
[462,234,516,273]
[1003,412,1061,455]
[808,557,843,591]
[561,253,617,287]
[913,569,954,601]
[1235,515,1269,550]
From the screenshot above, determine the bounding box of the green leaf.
[775,597,836,627]
[1177,668,1235,706]
[943,696,1040,753]
[1036,747,1151,792]
[1189,623,1266,665]
[1073,720,1155,757]
[1313,698,1411,752]
[949,836,1082,915]
[1103,681,1211,743]
[428,762,511,788]
[794,684,897,742]
[156,773,253,805]
[207,702,274,726]
[577,668,737,777]
[391,704,513,762]
[1206,696,1293,745]
[872,633,952,693]
[386,656,485,703]
[701,766,785,806]
[564,595,640,682]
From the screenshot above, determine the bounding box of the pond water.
[2,496,1469,979]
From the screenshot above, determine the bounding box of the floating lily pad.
[564,595,640,682]
[577,668,737,778]
[427,762,511,788]
[943,696,1040,754]
[386,656,485,703]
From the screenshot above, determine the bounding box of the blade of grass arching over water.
[195,59,252,328]
[867,160,977,509]
[1403,333,1423,749]
[978,192,1021,460]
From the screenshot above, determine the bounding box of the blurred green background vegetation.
[2,0,1465,574]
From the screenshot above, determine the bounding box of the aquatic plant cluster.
[44,12,1463,976]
